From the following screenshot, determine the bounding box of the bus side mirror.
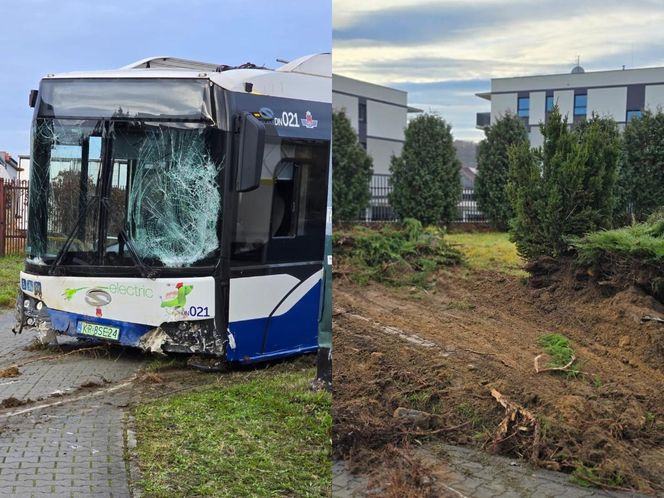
[29,90,38,109]
[234,112,265,192]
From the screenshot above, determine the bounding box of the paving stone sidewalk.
[0,315,147,497]
[0,394,132,497]
[333,444,646,498]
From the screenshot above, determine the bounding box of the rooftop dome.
[571,65,585,74]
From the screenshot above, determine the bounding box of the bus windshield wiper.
[118,227,161,279]
[49,195,100,275]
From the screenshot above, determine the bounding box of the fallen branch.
[19,346,107,367]
[534,354,576,374]
[572,475,642,494]
[490,388,541,463]
[641,315,664,324]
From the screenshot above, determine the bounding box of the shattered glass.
[126,127,221,266]
[27,119,103,263]
[28,119,222,268]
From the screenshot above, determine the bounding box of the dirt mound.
[334,267,664,494]
[0,397,29,408]
[527,258,664,371]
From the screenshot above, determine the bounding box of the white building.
[18,155,30,182]
[332,74,420,175]
[0,152,21,180]
[476,65,664,147]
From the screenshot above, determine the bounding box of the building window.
[358,102,367,123]
[546,95,554,113]
[517,97,529,118]
[574,94,587,116]
[626,109,642,122]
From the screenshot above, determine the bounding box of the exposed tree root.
[533,354,577,374]
[490,388,541,464]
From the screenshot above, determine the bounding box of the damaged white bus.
[16,54,331,364]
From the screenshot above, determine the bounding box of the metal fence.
[361,174,488,224]
[0,179,29,256]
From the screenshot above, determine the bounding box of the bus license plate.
[78,322,120,341]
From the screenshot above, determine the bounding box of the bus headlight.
[36,301,43,311]
[23,299,30,309]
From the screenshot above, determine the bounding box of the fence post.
[0,180,5,257]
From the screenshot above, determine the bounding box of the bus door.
[228,137,329,361]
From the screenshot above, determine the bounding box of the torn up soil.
[0,397,30,409]
[333,265,664,494]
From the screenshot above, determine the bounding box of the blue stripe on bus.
[226,280,321,363]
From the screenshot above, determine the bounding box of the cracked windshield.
[28,117,221,268]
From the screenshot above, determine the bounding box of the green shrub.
[572,212,664,265]
[618,110,664,223]
[332,110,373,222]
[571,213,664,301]
[475,113,529,230]
[537,333,580,378]
[507,109,620,260]
[389,114,461,225]
[333,219,463,286]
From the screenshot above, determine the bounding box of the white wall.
[529,127,544,148]
[332,92,359,131]
[552,90,574,119]
[588,87,627,120]
[645,84,664,112]
[529,91,546,126]
[367,139,402,175]
[333,74,407,106]
[18,156,30,182]
[491,93,517,123]
[492,66,664,93]
[367,101,406,142]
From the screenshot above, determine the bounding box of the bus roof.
[42,53,331,104]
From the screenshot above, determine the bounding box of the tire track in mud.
[338,308,440,349]
[333,270,664,495]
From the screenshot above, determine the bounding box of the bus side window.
[271,160,299,238]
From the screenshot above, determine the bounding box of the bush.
[475,113,529,230]
[332,110,373,222]
[507,109,621,259]
[333,219,463,286]
[572,211,664,265]
[571,211,664,301]
[389,114,461,225]
[617,110,664,224]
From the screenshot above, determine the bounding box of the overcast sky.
[0,0,331,156]
[333,0,664,142]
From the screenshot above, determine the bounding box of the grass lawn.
[446,231,526,275]
[0,255,23,307]
[132,365,332,497]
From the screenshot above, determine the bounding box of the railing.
[361,174,488,224]
[0,179,29,256]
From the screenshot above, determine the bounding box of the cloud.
[333,0,664,142]
[334,0,659,46]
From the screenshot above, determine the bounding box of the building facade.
[332,74,420,175]
[476,65,664,147]
[0,152,21,180]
